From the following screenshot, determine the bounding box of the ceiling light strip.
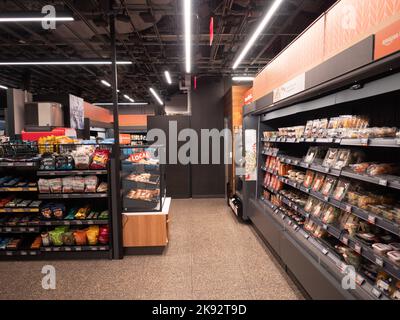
[149,88,164,105]
[0,17,74,22]
[232,0,284,69]
[184,0,191,73]
[164,71,172,84]
[0,85,8,90]
[94,102,148,106]
[0,61,132,66]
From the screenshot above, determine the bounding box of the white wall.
[12,89,32,134]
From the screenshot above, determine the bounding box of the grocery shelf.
[262,137,400,148]
[38,193,108,199]
[277,174,400,237]
[0,208,39,213]
[0,161,38,168]
[0,187,38,192]
[271,187,400,280]
[0,226,40,233]
[259,196,389,300]
[0,250,40,256]
[37,170,108,176]
[40,219,108,226]
[268,152,400,192]
[40,245,109,252]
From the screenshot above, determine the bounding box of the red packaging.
[98,226,109,245]
[90,149,110,169]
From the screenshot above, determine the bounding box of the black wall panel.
[147,115,192,198]
[190,77,226,198]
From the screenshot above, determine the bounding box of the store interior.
[1,0,400,301]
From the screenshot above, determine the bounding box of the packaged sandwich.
[322,148,339,168]
[303,170,315,188]
[312,174,325,192]
[332,180,350,201]
[333,149,352,170]
[321,177,337,196]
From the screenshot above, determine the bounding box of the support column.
[109,1,123,259]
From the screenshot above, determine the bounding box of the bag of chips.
[84,175,98,193]
[90,149,110,169]
[73,230,87,245]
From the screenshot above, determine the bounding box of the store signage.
[244,89,253,105]
[209,17,214,46]
[375,20,400,60]
[244,129,257,181]
[69,94,84,130]
[273,73,305,103]
[129,151,150,163]
[119,134,131,145]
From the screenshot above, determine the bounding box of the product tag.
[6,251,12,256]
[293,224,298,231]
[20,251,27,256]
[19,227,26,232]
[322,248,329,255]
[354,244,362,254]
[356,275,365,286]
[53,247,60,252]
[342,236,349,245]
[305,213,310,218]
[304,233,310,239]
[375,257,384,267]
[63,221,69,225]
[323,224,328,230]
[28,228,35,232]
[91,247,98,251]
[5,228,11,232]
[379,179,388,187]
[287,159,291,164]
[288,220,292,226]
[293,205,298,211]
[64,247,72,252]
[324,167,330,173]
[360,138,369,146]
[368,215,376,224]
[324,196,329,202]
[281,214,286,220]
[294,160,299,165]
[75,247,82,251]
[345,205,352,213]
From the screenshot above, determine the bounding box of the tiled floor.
[0,199,303,300]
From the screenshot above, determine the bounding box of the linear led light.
[184,0,191,73]
[124,95,135,102]
[149,88,164,105]
[101,80,111,87]
[164,71,172,84]
[232,76,255,82]
[232,0,284,69]
[0,17,74,22]
[0,61,132,66]
[0,85,8,90]
[94,102,148,106]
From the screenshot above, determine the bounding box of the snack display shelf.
[37,170,108,176]
[262,137,400,148]
[40,245,109,252]
[0,161,38,168]
[0,208,39,213]
[277,175,400,237]
[259,197,389,300]
[271,187,400,280]
[0,226,40,233]
[38,193,108,199]
[0,249,40,256]
[40,219,109,226]
[0,187,38,192]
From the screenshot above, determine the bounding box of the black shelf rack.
[0,143,116,260]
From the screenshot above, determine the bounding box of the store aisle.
[0,199,303,300]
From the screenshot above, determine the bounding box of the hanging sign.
[244,129,257,181]
[375,20,400,60]
[69,94,84,130]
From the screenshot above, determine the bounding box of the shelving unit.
[247,69,400,300]
[0,144,115,260]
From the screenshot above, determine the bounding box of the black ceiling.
[0,0,336,104]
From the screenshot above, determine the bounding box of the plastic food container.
[387,251,400,265]
[372,243,392,256]
[390,243,400,251]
